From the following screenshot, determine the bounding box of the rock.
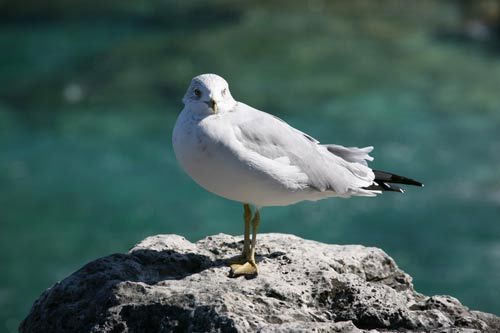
[20,233,500,333]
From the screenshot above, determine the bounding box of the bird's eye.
[222,88,227,96]
[194,88,201,98]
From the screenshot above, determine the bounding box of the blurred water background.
[1,1,500,331]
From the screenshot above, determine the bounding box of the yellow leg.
[249,210,260,264]
[227,204,252,266]
[242,204,251,257]
[230,209,260,277]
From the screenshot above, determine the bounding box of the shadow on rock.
[129,249,227,282]
[19,248,227,333]
[20,234,500,333]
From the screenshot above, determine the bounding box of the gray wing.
[231,102,377,196]
[272,115,374,166]
[324,144,374,166]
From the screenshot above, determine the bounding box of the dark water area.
[1,1,500,331]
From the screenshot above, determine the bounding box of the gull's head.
[182,74,236,116]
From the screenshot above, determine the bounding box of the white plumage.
[172,73,421,277]
[172,74,380,208]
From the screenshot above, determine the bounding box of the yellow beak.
[207,99,218,113]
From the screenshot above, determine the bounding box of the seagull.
[172,73,422,277]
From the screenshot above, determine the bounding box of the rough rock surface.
[20,233,500,332]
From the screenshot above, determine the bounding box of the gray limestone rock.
[20,233,500,332]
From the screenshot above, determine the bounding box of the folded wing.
[230,103,379,197]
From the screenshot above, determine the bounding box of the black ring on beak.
[205,99,216,109]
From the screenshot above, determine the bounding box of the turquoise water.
[1,2,500,331]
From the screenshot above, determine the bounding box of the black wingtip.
[365,182,405,193]
[363,170,423,193]
[372,170,423,187]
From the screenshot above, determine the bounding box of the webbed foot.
[230,260,258,277]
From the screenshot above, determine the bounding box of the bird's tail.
[364,170,423,193]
